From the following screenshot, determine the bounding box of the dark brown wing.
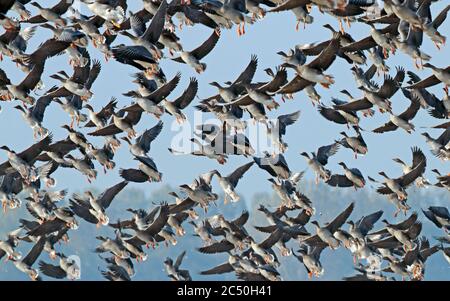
[301,40,330,56]
[371,212,417,234]
[291,210,311,226]
[432,4,450,28]
[41,138,77,156]
[301,234,327,248]
[0,0,15,14]
[176,6,218,29]
[136,121,163,153]
[342,22,399,52]
[86,59,102,89]
[364,64,378,80]
[398,93,420,121]
[316,143,340,165]
[406,222,422,240]
[97,97,118,120]
[254,225,278,233]
[28,39,71,63]
[355,210,383,236]
[341,36,376,53]
[436,127,450,145]
[225,94,255,106]
[108,219,136,230]
[24,15,47,24]
[368,236,401,249]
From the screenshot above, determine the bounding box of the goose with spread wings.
[14,94,53,139]
[2,62,44,105]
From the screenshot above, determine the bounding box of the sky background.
[0,0,449,280]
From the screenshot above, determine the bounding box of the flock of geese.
[0,0,449,281]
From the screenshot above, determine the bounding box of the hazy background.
[0,0,449,280]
